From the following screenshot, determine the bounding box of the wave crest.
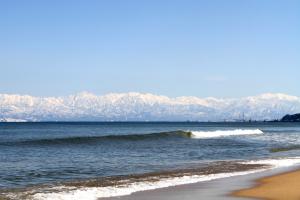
[190,129,263,139]
[1,129,263,146]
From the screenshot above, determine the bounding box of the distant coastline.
[1,111,300,123]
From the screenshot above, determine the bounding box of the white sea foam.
[243,157,300,168]
[31,157,300,200]
[32,171,263,200]
[190,129,263,139]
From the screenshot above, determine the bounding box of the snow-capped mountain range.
[0,92,300,122]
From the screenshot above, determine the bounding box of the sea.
[1,122,300,200]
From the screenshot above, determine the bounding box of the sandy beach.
[233,168,300,200]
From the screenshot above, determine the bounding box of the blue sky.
[1,0,299,97]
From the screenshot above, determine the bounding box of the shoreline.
[104,165,300,200]
[232,167,300,200]
[1,162,299,199]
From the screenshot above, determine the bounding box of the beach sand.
[233,168,300,200]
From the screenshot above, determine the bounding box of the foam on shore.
[29,157,300,200]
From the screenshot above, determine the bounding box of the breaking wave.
[189,129,263,139]
[0,129,264,146]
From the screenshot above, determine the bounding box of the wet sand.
[233,168,300,200]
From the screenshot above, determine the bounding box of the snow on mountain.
[0,92,300,121]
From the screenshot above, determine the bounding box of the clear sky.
[1,0,299,98]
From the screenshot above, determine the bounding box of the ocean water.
[1,122,300,200]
